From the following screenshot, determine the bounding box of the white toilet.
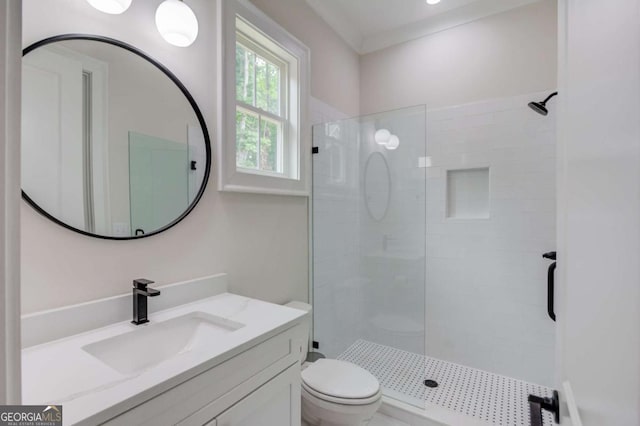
[286,302,382,426]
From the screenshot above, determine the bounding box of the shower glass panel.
[312,105,426,408]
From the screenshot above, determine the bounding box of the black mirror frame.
[22,34,212,240]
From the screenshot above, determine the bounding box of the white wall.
[558,0,640,424]
[359,0,557,114]
[0,0,22,404]
[21,0,357,314]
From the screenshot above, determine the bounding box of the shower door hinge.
[312,147,319,154]
[312,340,319,349]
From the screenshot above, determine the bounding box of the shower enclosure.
[312,94,557,424]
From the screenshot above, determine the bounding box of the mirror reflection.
[364,152,391,221]
[22,37,209,239]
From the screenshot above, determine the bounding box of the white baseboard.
[379,397,491,426]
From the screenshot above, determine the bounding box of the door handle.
[135,229,145,236]
[543,251,556,322]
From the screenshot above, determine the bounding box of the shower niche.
[446,167,490,220]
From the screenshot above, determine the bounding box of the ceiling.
[305,0,542,54]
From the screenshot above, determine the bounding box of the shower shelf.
[446,167,491,220]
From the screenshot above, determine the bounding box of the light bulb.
[156,0,199,47]
[87,0,132,14]
[375,129,391,145]
[426,0,441,4]
[386,135,400,150]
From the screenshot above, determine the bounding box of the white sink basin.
[82,312,244,375]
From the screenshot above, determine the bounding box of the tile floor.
[338,340,554,426]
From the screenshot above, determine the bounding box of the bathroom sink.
[82,312,244,375]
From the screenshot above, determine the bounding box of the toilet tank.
[285,301,312,364]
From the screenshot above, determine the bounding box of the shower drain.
[424,379,439,388]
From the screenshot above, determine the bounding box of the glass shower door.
[311,106,426,408]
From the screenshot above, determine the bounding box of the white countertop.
[22,293,306,425]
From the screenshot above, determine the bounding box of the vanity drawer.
[103,325,302,426]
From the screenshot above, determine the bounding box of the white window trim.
[217,0,311,196]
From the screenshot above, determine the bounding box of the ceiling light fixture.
[426,0,441,5]
[86,0,132,14]
[156,0,199,47]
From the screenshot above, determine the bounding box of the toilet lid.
[301,359,380,399]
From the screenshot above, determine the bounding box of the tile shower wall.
[425,93,556,387]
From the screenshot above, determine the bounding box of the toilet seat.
[302,381,382,406]
[301,359,381,406]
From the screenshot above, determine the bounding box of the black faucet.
[132,279,161,325]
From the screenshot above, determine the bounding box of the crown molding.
[306,0,541,55]
[305,0,364,52]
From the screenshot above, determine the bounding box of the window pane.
[236,109,259,169]
[259,117,282,173]
[254,56,281,116]
[235,43,255,105]
[255,56,268,112]
[267,62,280,115]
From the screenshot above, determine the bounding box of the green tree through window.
[235,40,284,173]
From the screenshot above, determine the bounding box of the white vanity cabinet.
[209,364,300,426]
[101,324,304,426]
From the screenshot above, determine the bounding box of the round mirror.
[22,35,210,239]
[364,152,391,221]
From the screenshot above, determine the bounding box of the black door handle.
[135,229,145,236]
[543,251,556,322]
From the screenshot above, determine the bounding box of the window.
[235,29,286,175]
[218,0,310,196]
